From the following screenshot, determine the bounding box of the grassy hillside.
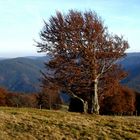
[0,107,140,140]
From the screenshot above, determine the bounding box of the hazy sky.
[0,0,140,57]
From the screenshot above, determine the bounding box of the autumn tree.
[99,64,127,102]
[6,92,37,108]
[36,82,62,109]
[0,87,8,106]
[37,10,129,114]
[100,85,136,115]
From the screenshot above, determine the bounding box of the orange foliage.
[100,85,136,115]
[0,87,7,106]
[36,86,62,109]
[37,10,129,114]
[6,92,37,108]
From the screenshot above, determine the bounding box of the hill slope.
[0,57,46,93]
[120,53,140,92]
[0,53,140,93]
[0,107,140,140]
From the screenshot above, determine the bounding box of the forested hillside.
[120,53,140,92]
[0,57,46,93]
[0,53,140,93]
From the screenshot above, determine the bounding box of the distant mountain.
[0,57,8,60]
[0,53,140,93]
[0,57,47,93]
[120,53,140,92]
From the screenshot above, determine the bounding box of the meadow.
[0,107,140,140]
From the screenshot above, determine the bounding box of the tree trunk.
[88,79,100,114]
[69,96,88,113]
[83,101,88,113]
[67,89,87,113]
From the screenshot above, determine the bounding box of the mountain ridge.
[0,53,140,93]
[0,57,46,93]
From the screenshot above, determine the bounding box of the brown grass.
[0,107,140,140]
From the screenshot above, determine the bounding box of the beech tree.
[37,10,129,114]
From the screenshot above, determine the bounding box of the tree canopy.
[37,10,129,114]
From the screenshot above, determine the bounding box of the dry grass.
[0,107,140,140]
